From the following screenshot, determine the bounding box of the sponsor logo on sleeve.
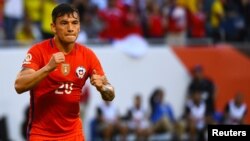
[23,53,32,65]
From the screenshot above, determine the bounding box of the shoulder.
[76,43,95,53]
[76,43,99,59]
[28,39,51,52]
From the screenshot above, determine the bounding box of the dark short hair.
[52,3,79,23]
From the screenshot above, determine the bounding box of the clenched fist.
[90,70,115,101]
[90,70,107,91]
[46,52,65,72]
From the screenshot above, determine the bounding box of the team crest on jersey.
[22,53,32,65]
[76,66,85,79]
[61,63,70,76]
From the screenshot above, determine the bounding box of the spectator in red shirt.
[98,0,126,41]
[189,1,206,38]
[165,0,187,46]
[146,2,166,38]
[123,4,143,37]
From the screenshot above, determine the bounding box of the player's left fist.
[90,70,107,91]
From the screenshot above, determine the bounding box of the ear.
[50,23,56,34]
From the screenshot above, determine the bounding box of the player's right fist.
[46,52,65,72]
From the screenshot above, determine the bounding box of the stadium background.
[0,0,250,140]
[0,43,249,141]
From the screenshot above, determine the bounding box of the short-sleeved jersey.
[22,39,104,140]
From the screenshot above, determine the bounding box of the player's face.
[51,12,80,44]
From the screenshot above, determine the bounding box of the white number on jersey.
[55,82,73,94]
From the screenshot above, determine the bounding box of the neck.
[54,37,75,54]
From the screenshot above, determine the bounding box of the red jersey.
[148,14,165,38]
[167,6,187,33]
[190,12,206,38]
[22,39,104,140]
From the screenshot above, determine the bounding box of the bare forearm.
[99,85,115,101]
[15,66,51,94]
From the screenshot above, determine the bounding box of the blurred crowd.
[0,0,250,46]
[0,0,249,141]
[1,64,247,141]
[86,65,248,141]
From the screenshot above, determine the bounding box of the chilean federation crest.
[76,66,85,79]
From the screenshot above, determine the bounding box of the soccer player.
[14,3,115,141]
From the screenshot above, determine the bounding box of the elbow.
[106,94,115,101]
[110,93,115,101]
[102,97,115,101]
[15,85,24,94]
[100,85,115,101]
[14,82,27,94]
[102,92,115,101]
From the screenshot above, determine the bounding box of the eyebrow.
[59,18,79,23]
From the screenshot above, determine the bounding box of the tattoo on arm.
[100,84,115,101]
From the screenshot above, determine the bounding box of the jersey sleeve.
[22,45,41,71]
[88,48,104,76]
